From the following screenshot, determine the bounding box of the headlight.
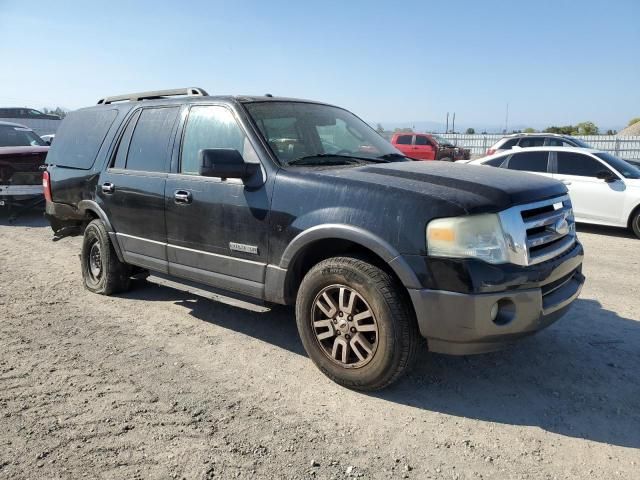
[426,213,508,264]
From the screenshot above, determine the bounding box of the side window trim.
[108,108,142,170]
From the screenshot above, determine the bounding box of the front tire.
[295,256,419,391]
[81,219,131,295]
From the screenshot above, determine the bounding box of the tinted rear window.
[46,109,118,169]
[507,151,549,172]
[125,107,179,172]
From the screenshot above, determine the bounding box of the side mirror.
[596,170,617,182]
[199,148,259,181]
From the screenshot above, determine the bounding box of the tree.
[606,129,617,135]
[465,127,475,134]
[544,125,574,135]
[628,117,640,127]
[523,127,536,133]
[574,121,598,135]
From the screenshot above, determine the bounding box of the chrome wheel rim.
[87,241,103,282]
[311,284,379,368]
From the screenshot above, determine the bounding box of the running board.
[147,273,272,313]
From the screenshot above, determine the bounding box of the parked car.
[44,87,584,390]
[486,133,592,156]
[391,133,470,161]
[468,147,640,237]
[0,108,61,120]
[41,134,55,145]
[0,121,48,206]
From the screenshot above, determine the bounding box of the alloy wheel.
[311,284,379,368]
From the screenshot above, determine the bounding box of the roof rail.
[97,87,209,104]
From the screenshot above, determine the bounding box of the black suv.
[44,88,585,390]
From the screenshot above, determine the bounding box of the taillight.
[43,170,52,202]
[486,149,496,155]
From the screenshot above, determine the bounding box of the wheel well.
[284,238,408,305]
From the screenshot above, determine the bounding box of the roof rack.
[97,87,209,105]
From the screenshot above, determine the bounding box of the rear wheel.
[631,210,640,238]
[295,256,419,391]
[81,219,131,295]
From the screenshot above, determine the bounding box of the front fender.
[280,223,422,289]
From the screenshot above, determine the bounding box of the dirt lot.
[0,212,638,480]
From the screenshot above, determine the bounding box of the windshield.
[432,135,455,147]
[0,125,47,147]
[244,102,403,165]
[595,152,640,179]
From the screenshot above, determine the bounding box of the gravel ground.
[0,211,638,479]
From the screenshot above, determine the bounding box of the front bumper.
[408,246,585,355]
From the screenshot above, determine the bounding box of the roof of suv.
[501,132,574,139]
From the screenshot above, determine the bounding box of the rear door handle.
[102,182,115,194]
[174,190,192,204]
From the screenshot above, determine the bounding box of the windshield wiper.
[287,154,390,166]
[378,153,408,161]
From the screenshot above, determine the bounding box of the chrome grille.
[498,195,576,266]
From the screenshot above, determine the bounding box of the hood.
[310,161,567,214]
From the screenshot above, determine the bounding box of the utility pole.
[445,112,449,134]
[452,112,456,134]
[504,102,509,134]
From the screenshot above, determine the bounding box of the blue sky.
[0,0,638,131]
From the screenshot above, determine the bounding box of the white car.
[468,147,640,237]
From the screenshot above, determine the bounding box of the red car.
[0,121,48,207]
[391,132,470,161]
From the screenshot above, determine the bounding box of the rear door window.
[556,152,610,177]
[396,135,412,145]
[125,107,179,172]
[517,137,545,148]
[506,151,549,172]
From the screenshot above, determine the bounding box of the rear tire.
[295,256,419,391]
[81,219,131,295]
[631,210,640,239]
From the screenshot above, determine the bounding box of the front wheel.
[295,256,419,391]
[81,219,131,295]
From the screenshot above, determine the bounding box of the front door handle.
[560,179,572,186]
[102,182,115,194]
[174,190,192,204]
